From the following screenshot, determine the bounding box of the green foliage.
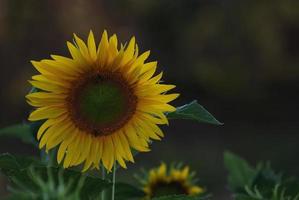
[152,194,211,200]
[0,153,144,200]
[112,182,145,200]
[235,185,299,200]
[224,151,299,200]
[167,100,222,125]
[224,151,257,192]
[0,123,35,144]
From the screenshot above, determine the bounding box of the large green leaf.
[152,194,211,200]
[167,100,222,125]
[224,151,257,192]
[0,123,35,144]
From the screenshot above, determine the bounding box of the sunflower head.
[26,30,179,172]
[137,163,205,199]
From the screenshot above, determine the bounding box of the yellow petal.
[32,75,70,88]
[87,30,97,61]
[138,103,176,113]
[118,132,134,163]
[94,137,103,168]
[97,30,109,67]
[133,117,161,140]
[139,61,157,75]
[38,117,68,149]
[189,186,204,195]
[157,163,167,177]
[107,34,118,64]
[63,133,81,168]
[46,122,73,151]
[111,133,128,162]
[29,80,65,93]
[29,106,66,121]
[135,117,164,138]
[121,37,135,65]
[89,138,99,166]
[111,134,127,168]
[130,50,150,72]
[82,138,94,172]
[57,127,78,164]
[136,84,176,97]
[74,33,90,60]
[36,118,56,140]
[50,55,84,73]
[124,124,150,152]
[26,92,67,102]
[142,94,180,104]
[67,42,88,68]
[102,136,115,171]
[181,166,190,179]
[74,133,91,166]
[31,60,78,77]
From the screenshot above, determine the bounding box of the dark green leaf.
[1,194,32,200]
[224,151,257,192]
[114,182,145,200]
[167,100,222,125]
[0,153,42,176]
[0,123,35,144]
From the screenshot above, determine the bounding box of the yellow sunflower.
[26,30,179,172]
[139,163,204,199]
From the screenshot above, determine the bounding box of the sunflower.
[26,30,179,172]
[138,163,204,199]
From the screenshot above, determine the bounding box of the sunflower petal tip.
[30,60,37,65]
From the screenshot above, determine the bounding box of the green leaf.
[224,151,257,192]
[114,182,145,200]
[167,100,222,125]
[152,194,211,200]
[0,123,35,144]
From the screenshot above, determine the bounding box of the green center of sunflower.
[68,72,137,136]
[151,181,188,197]
[79,82,126,124]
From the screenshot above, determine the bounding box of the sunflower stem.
[101,166,107,200]
[111,164,116,200]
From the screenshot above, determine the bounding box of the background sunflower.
[136,163,205,199]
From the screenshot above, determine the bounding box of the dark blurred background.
[0,0,299,199]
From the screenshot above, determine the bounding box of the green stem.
[101,166,106,200]
[111,164,116,200]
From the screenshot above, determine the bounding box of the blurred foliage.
[224,151,299,200]
[0,153,213,199]
[0,124,35,145]
[0,153,146,200]
[151,194,212,200]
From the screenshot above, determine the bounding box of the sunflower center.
[151,181,188,197]
[68,72,137,136]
